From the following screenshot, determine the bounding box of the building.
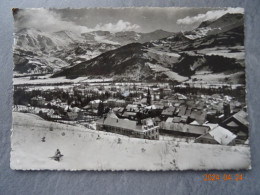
[161,107,176,120]
[107,99,126,107]
[96,112,159,140]
[195,125,236,145]
[220,109,249,140]
[159,118,210,137]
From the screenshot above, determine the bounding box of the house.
[96,112,159,140]
[177,106,187,116]
[220,109,249,140]
[161,107,175,119]
[190,110,207,125]
[125,104,139,112]
[107,99,126,107]
[171,117,181,123]
[195,125,237,145]
[31,96,46,107]
[160,119,210,137]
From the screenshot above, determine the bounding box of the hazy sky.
[14,7,244,33]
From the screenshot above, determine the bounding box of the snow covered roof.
[145,105,157,110]
[209,126,237,145]
[97,116,157,132]
[90,99,102,104]
[232,110,249,128]
[107,98,117,102]
[166,117,174,123]
[163,121,209,135]
[175,93,187,100]
[226,121,239,127]
[190,120,199,125]
[122,112,136,117]
[125,104,140,112]
[108,111,118,119]
[116,99,126,103]
[203,123,218,130]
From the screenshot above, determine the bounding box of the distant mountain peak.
[198,13,244,28]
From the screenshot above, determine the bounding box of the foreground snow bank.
[11,112,251,171]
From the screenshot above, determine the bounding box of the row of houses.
[160,108,249,145]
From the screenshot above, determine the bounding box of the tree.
[147,88,151,106]
[136,111,142,125]
[97,102,104,116]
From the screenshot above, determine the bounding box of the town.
[13,80,249,146]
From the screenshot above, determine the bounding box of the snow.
[197,47,245,60]
[185,71,245,85]
[11,112,251,170]
[209,126,237,145]
[13,75,114,86]
[94,35,120,45]
[184,27,213,40]
[190,120,200,125]
[146,62,188,82]
[147,49,181,58]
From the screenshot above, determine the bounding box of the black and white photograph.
[11,7,250,170]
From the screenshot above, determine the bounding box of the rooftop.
[209,126,237,145]
[97,114,158,133]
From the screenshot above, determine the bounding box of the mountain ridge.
[52,13,245,84]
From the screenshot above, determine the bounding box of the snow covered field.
[11,112,251,170]
[13,75,113,86]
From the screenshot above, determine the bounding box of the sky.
[13,7,244,34]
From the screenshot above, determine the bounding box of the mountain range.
[14,13,245,84]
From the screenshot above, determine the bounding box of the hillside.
[13,29,173,75]
[52,13,245,84]
[183,13,244,39]
[11,112,251,170]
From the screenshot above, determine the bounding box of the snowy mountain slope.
[82,29,173,45]
[13,28,121,74]
[14,12,245,84]
[11,112,251,170]
[53,15,245,84]
[52,42,190,82]
[13,28,173,75]
[183,13,244,40]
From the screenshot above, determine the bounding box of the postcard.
[11,7,250,170]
